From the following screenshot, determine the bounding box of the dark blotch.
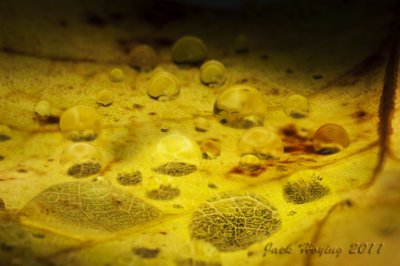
[147,184,180,200]
[117,171,142,186]
[283,180,329,204]
[1,243,13,252]
[0,198,5,210]
[313,74,323,80]
[85,14,106,27]
[0,155,4,161]
[133,247,160,259]
[67,162,101,178]
[0,134,11,142]
[153,162,197,177]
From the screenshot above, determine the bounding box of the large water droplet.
[313,123,350,154]
[151,134,201,176]
[59,105,102,141]
[147,71,180,101]
[200,60,226,87]
[171,35,207,64]
[238,126,283,159]
[60,142,102,178]
[214,85,267,128]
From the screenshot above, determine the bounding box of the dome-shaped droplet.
[96,90,113,106]
[283,94,309,119]
[200,60,226,87]
[171,36,207,64]
[313,123,350,154]
[151,134,201,176]
[214,85,267,128]
[147,71,180,101]
[238,127,283,159]
[194,117,210,132]
[60,142,102,178]
[109,68,124,82]
[239,154,261,174]
[129,45,158,71]
[34,100,51,117]
[59,105,102,141]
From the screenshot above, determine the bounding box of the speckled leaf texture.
[0,0,399,265]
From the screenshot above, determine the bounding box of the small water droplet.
[34,100,51,117]
[96,90,113,106]
[200,60,226,87]
[283,94,309,119]
[109,68,124,82]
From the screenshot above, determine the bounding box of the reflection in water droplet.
[59,105,102,141]
[283,94,309,119]
[238,127,283,159]
[313,123,350,154]
[151,134,201,176]
[214,85,267,128]
[147,71,180,101]
[200,60,226,87]
[60,142,102,178]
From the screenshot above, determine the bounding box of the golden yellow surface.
[0,0,399,265]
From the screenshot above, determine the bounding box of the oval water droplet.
[171,36,207,64]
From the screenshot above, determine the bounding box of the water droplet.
[313,123,350,154]
[60,142,102,178]
[96,89,113,106]
[59,105,102,141]
[214,85,267,128]
[239,154,261,173]
[238,127,283,159]
[200,60,226,87]
[129,45,158,71]
[199,138,221,159]
[171,36,207,64]
[194,117,209,132]
[283,94,309,119]
[151,134,201,175]
[147,71,180,101]
[34,100,51,117]
[109,68,124,82]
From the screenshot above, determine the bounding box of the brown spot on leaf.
[280,124,314,154]
[133,247,160,258]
